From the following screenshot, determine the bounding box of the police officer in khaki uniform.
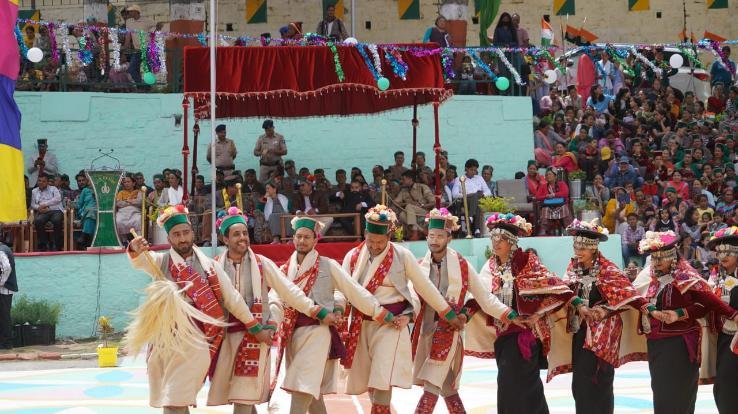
[207,124,238,176]
[253,119,287,182]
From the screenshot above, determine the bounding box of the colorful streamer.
[357,44,379,80]
[494,48,524,85]
[384,48,408,80]
[14,26,28,61]
[327,41,345,82]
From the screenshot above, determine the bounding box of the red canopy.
[183,45,451,119]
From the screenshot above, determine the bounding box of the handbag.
[543,197,565,207]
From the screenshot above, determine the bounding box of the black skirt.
[494,331,549,414]
[571,326,615,414]
[714,332,738,414]
[647,336,699,414]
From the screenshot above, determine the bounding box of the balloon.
[27,47,44,63]
[669,54,684,69]
[343,37,358,45]
[495,77,510,91]
[143,72,156,85]
[377,77,390,91]
[544,69,558,84]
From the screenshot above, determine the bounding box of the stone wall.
[22,0,738,46]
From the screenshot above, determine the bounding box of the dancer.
[341,205,465,414]
[207,207,337,413]
[412,209,520,414]
[465,213,574,414]
[707,226,738,413]
[275,215,396,414]
[634,231,738,414]
[549,219,649,414]
[125,205,309,414]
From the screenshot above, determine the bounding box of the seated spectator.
[584,174,610,214]
[387,151,409,182]
[334,179,375,235]
[604,157,642,189]
[457,55,477,95]
[695,195,714,222]
[641,175,660,205]
[651,208,679,232]
[147,174,165,205]
[680,207,704,246]
[677,231,697,261]
[158,172,184,206]
[525,160,546,201]
[695,232,713,265]
[551,142,578,173]
[451,159,491,236]
[115,174,142,244]
[261,181,291,244]
[598,129,625,155]
[539,88,563,115]
[578,137,599,181]
[31,174,65,251]
[413,151,434,180]
[534,119,566,167]
[619,213,645,265]
[586,84,614,114]
[481,165,497,196]
[394,171,435,239]
[716,187,738,218]
[292,178,332,237]
[603,186,636,234]
[692,178,715,208]
[563,84,582,109]
[708,211,728,233]
[535,167,571,235]
[665,170,690,201]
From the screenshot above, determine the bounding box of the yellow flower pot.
[97,346,118,368]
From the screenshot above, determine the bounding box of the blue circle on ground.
[84,385,125,398]
[95,371,134,383]
[614,396,653,409]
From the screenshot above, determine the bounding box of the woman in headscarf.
[465,213,574,414]
[115,173,143,244]
[525,160,546,201]
[634,231,738,414]
[549,219,649,414]
[535,167,572,235]
[552,142,579,173]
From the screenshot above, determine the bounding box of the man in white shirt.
[31,174,65,251]
[452,159,491,237]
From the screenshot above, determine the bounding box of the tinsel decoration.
[710,40,735,75]
[470,51,497,80]
[97,30,107,75]
[367,44,383,78]
[156,32,167,77]
[494,48,524,85]
[147,32,162,73]
[14,26,29,61]
[109,27,121,71]
[61,29,73,66]
[441,48,455,79]
[77,32,93,66]
[606,46,634,77]
[357,44,380,79]
[676,45,703,69]
[537,49,564,73]
[327,41,345,82]
[197,32,206,47]
[384,48,408,80]
[48,23,59,64]
[139,32,151,73]
[630,46,662,77]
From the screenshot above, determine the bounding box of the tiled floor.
[0,355,721,413]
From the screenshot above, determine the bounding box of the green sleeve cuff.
[247,323,263,335]
[571,297,584,307]
[507,310,518,321]
[443,309,457,321]
[316,307,329,321]
[459,307,470,317]
[647,305,657,314]
[676,308,686,318]
[384,312,395,323]
[264,324,277,331]
[333,306,344,314]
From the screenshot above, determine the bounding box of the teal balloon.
[143,72,156,85]
[495,77,510,91]
[377,77,390,91]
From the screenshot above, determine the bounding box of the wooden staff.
[140,186,147,240]
[459,176,472,239]
[235,183,243,210]
[129,228,165,281]
[380,179,387,206]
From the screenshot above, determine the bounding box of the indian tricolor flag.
[0,0,26,222]
[541,16,554,47]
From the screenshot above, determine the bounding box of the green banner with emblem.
[86,170,124,247]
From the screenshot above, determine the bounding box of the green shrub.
[11,295,62,325]
[478,196,514,213]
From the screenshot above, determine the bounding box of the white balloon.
[343,37,358,45]
[544,69,558,84]
[27,47,44,63]
[669,54,684,69]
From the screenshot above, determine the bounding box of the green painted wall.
[16,93,533,182]
[14,236,622,339]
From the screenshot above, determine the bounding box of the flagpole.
[209,0,217,255]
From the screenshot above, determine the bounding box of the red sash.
[270,255,322,390]
[168,258,225,364]
[341,242,394,369]
[411,254,469,361]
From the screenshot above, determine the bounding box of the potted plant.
[568,170,587,199]
[579,197,603,222]
[478,196,514,236]
[96,316,118,368]
[11,295,62,346]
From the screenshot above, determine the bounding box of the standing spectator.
[596,50,615,95]
[253,119,287,182]
[388,150,409,182]
[74,173,97,249]
[315,3,348,42]
[511,13,529,47]
[710,46,736,88]
[0,242,17,349]
[413,151,434,177]
[26,138,59,188]
[619,213,645,265]
[394,171,435,239]
[491,12,516,47]
[481,165,497,196]
[31,174,64,251]
[115,174,143,243]
[206,124,238,176]
[123,4,155,83]
[535,167,572,235]
[425,16,450,47]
